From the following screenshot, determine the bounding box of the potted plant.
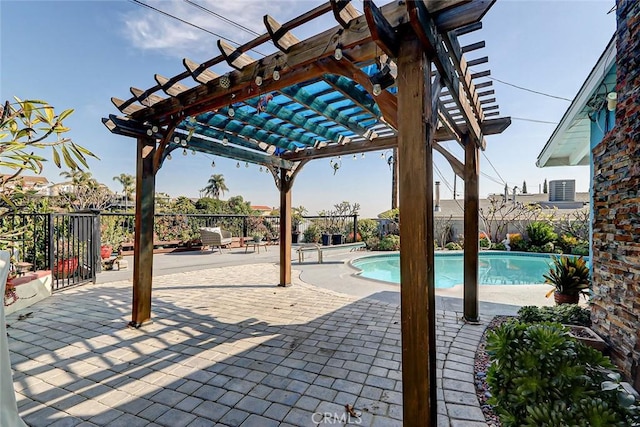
[303,223,321,244]
[100,217,127,259]
[291,206,306,244]
[544,255,590,304]
[53,238,80,279]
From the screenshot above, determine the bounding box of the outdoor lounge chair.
[200,228,233,253]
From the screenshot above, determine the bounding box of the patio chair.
[200,228,233,253]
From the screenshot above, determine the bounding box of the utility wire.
[511,117,559,125]
[130,0,268,57]
[481,151,507,185]
[183,0,261,37]
[486,76,573,102]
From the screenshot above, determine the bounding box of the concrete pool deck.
[6,248,554,426]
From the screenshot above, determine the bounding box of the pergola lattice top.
[104,0,510,176]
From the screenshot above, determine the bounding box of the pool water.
[351,252,568,288]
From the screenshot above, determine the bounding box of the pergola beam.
[407,1,483,145]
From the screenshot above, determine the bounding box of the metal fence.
[1,212,99,291]
[1,211,359,290]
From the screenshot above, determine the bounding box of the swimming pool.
[351,251,572,288]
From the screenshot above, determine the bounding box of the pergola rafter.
[103,1,511,425]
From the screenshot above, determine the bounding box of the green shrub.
[527,221,557,247]
[517,304,591,326]
[365,236,380,250]
[377,235,400,251]
[357,219,379,243]
[486,321,637,426]
[445,242,462,250]
[558,234,579,254]
[492,242,507,251]
[303,224,321,243]
[572,241,590,256]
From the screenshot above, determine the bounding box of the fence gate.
[51,212,99,291]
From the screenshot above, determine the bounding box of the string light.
[259,166,263,172]
[191,149,196,155]
[228,106,235,117]
[167,153,172,160]
[180,139,187,147]
[361,153,365,159]
[373,83,382,96]
[173,136,181,143]
[220,74,231,89]
[352,154,357,160]
[245,162,249,168]
[182,148,187,156]
[236,162,240,168]
[222,137,229,146]
[211,160,216,168]
[273,66,281,81]
[334,45,343,60]
[380,152,385,159]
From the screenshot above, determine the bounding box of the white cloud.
[121,0,324,60]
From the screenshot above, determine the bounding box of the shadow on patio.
[7,264,485,426]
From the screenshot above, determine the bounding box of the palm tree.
[202,174,229,199]
[59,169,93,186]
[113,173,135,211]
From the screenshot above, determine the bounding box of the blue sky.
[1,1,615,217]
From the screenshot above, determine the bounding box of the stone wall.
[591,0,640,390]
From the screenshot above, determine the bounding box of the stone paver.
[6,263,490,426]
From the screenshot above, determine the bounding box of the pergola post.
[397,36,437,425]
[278,169,292,287]
[131,137,156,327]
[463,135,480,322]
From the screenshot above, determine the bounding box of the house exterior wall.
[591,0,640,390]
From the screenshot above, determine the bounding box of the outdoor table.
[244,241,268,253]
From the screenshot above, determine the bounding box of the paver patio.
[7,263,488,426]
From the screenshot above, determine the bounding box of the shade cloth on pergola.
[103,1,510,424]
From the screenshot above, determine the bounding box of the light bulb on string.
[173,136,181,144]
[228,106,235,117]
[182,149,187,156]
[167,153,172,160]
[180,139,187,147]
[222,137,229,146]
[191,149,196,155]
[255,75,263,86]
[361,153,365,159]
[352,154,357,160]
[146,129,153,136]
[273,66,281,81]
[373,84,382,96]
[211,160,216,168]
[259,166,263,172]
[236,162,240,168]
[152,125,158,133]
[380,152,385,159]
[219,74,231,89]
[334,45,343,60]
[245,162,249,168]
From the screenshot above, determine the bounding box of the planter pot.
[53,257,79,279]
[554,292,580,305]
[292,232,300,244]
[321,234,331,246]
[567,325,608,352]
[331,234,345,245]
[100,245,113,259]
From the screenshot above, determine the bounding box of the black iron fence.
[1,211,360,289]
[1,212,99,291]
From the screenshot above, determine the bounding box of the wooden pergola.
[103,0,510,424]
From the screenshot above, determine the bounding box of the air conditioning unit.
[549,180,576,202]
